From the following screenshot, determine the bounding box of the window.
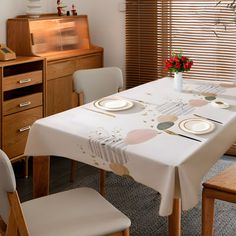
[126,0,236,88]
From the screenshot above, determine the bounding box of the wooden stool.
[202,164,236,236]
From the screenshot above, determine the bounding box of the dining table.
[24,77,236,236]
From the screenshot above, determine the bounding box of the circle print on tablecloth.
[124,129,159,145]
[157,115,178,123]
[219,83,236,88]
[201,92,216,97]
[205,96,216,101]
[109,163,130,176]
[189,99,208,107]
[157,121,174,130]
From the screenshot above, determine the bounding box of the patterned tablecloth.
[25,77,236,216]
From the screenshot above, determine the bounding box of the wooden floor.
[14,156,98,202]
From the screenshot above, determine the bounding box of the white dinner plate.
[94,97,134,111]
[179,118,215,134]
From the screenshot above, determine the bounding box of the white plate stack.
[26,0,42,17]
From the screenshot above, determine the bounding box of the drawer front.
[2,107,42,158]
[47,60,75,80]
[3,70,42,91]
[76,53,103,69]
[3,93,43,115]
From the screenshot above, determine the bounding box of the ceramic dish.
[179,118,215,134]
[211,100,230,109]
[94,97,134,111]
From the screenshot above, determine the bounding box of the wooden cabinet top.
[7,15,102,60]
[0,57,44,68]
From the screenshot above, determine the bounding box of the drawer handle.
[19,125,31,132]
[18,78,32,84]
[19,101,31,108]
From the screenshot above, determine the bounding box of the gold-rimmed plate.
[179,118,215,134]
[94,97,134,111]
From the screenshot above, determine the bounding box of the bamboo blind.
[126,0,236,88]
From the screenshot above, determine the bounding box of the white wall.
[0,0,125,71]
[0,0,55,43]
[78,0,126,72]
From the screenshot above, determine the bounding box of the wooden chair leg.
[202,188,215,236]
[24,157,29,178]
[70,160,78,182]
[99,169,106,196]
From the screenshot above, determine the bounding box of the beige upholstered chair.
[0,150,131,236]
[73,67,124,104]
[71,67,124,193]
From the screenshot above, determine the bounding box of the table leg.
[33,156,50,198]
[168,198,181,236]
[99,169,106,196]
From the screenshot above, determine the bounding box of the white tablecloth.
[25,78,236,216]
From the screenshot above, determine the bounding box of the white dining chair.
[0,149,131,236]
[71,67,124,194]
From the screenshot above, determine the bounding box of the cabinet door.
[46,75,73,116]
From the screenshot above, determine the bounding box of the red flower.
[181,56,187,62]
[174,56,179,63]
[184,61,193,70]
[164,51,193,73]
[175,62,181,69]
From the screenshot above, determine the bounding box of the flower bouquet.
[164,51,193,91]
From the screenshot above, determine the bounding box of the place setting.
[156,112,223,142]
[93,97,134,111]
[83,96,147,117]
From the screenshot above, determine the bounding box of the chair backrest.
[0,150,16,223]
[73,67,124,104]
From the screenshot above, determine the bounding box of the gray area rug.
[75,158,236,236]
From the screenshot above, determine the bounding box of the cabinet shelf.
[4,84,43,101]
[3,61,43,77]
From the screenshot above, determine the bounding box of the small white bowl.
[211,100,230,109]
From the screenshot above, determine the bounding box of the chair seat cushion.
[22,187,131,236]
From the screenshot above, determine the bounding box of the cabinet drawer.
[2,106,42,158]
[76,53,103,69]
[3,93,43,115]
[47,60,75,80]
[3,70,42,91]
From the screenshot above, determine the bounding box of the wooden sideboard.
[7,14,103,116]
[3,15,103,173]
[0,57,45,174]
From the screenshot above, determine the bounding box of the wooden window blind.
[171,0,236,82]
[126,0,236,88]
[126,0,171,88]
